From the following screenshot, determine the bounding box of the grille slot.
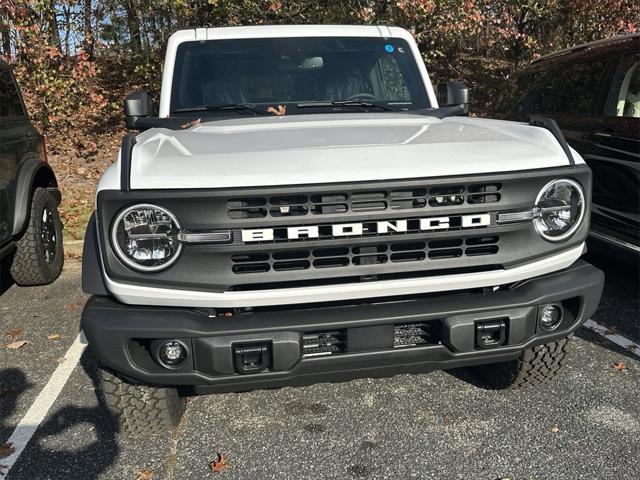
[303,330,346,357]
[313,257,349,268]
[230,235,500,273]
[226,183,502,218]
[273,260,310,271]
[394,321,442,348]
[232,263,269,274]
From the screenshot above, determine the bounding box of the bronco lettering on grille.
[241,214,490,243]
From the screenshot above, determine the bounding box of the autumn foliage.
[0,1,638,237]
[1,0,638,132]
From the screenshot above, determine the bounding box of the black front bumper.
[82,260,603,394]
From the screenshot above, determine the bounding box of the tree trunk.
[83,0,94,58]
[124,0,142,53]
[44,1,61,50]
[0,20,10,56]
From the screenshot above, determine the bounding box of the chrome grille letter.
[419,217,450,230]
[241,229,274,242]
[287,226,320,240]
[376,220,408,234]
[461,214,491,228]
[332,223,363,236]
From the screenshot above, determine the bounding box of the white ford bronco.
[81,25,604,435]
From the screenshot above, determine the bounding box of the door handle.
[594,131,613,138]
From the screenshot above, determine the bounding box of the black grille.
[231,235,500,274]
[302,330,346,357]
[227,183,502,219]
[394,321,442,347]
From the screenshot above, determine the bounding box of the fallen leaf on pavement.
[5,329,23,339]
[209,452,229,473]
[0,442,14,459]
[135,468,155,480]
[47,334,61,340]
[443,415,454,423]
[64,251,82,261]
[56,357,67,364]
[549,426,560,433]
[612,362,627,372]
[6,341,30,350]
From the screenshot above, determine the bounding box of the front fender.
[82,212,110,296]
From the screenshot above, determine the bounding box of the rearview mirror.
[124,91,152,129]
[437,81,469,115]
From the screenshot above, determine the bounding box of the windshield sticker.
[384,44,395,53]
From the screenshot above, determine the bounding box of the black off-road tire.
[10,187,64,286]
[471,338,571,389]
[98,368,186,436]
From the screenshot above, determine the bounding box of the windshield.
[170,37,430,116]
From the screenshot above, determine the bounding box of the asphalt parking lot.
[0,249,638,480]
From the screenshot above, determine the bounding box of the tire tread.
[474,338,570,389]
[98,368,186,436]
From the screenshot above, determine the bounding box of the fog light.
[158,340,187,366]
[539,304,563,331]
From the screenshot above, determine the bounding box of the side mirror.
[124,91,152,129]
[437,81,469,115]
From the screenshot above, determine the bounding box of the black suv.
[494,34,639,257]
[0,60,63,286]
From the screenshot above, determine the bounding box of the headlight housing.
[111,204,182,271]
[534,179,585,242]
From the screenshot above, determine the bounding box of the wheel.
[470,338,570,389]
[10,187,64,286]
[97,367,186,436]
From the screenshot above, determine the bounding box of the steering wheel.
[346,92,377,101]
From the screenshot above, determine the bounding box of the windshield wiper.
[296,100,394,111]
[172,104,265,115]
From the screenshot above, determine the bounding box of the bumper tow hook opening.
[233,342,272,374]
[474,319,507,349]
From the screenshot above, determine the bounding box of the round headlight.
[111,204,182,271]
[534,179,585,242]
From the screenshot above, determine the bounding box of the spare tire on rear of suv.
[10,187,64,286]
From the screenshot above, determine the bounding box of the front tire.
[10,187,64,286]
[471,338,570,389]
[97,368,186,436]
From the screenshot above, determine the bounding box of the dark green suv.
[0,60,63,286]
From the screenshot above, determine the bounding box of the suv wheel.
[470,338,570,389]
[10,187,64,286]
[98,367,186,436]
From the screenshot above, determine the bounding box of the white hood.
[126,113,581,190]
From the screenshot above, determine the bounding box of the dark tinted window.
[0,67,25,117]
[170,37,430,115]
[532,59,607,114]
[497,58,607,116]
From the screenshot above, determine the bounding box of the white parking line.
[583,319,640,358]
[1,332,87,475]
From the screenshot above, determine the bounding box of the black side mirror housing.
[437,81,470,115]
[124,91,152,129]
